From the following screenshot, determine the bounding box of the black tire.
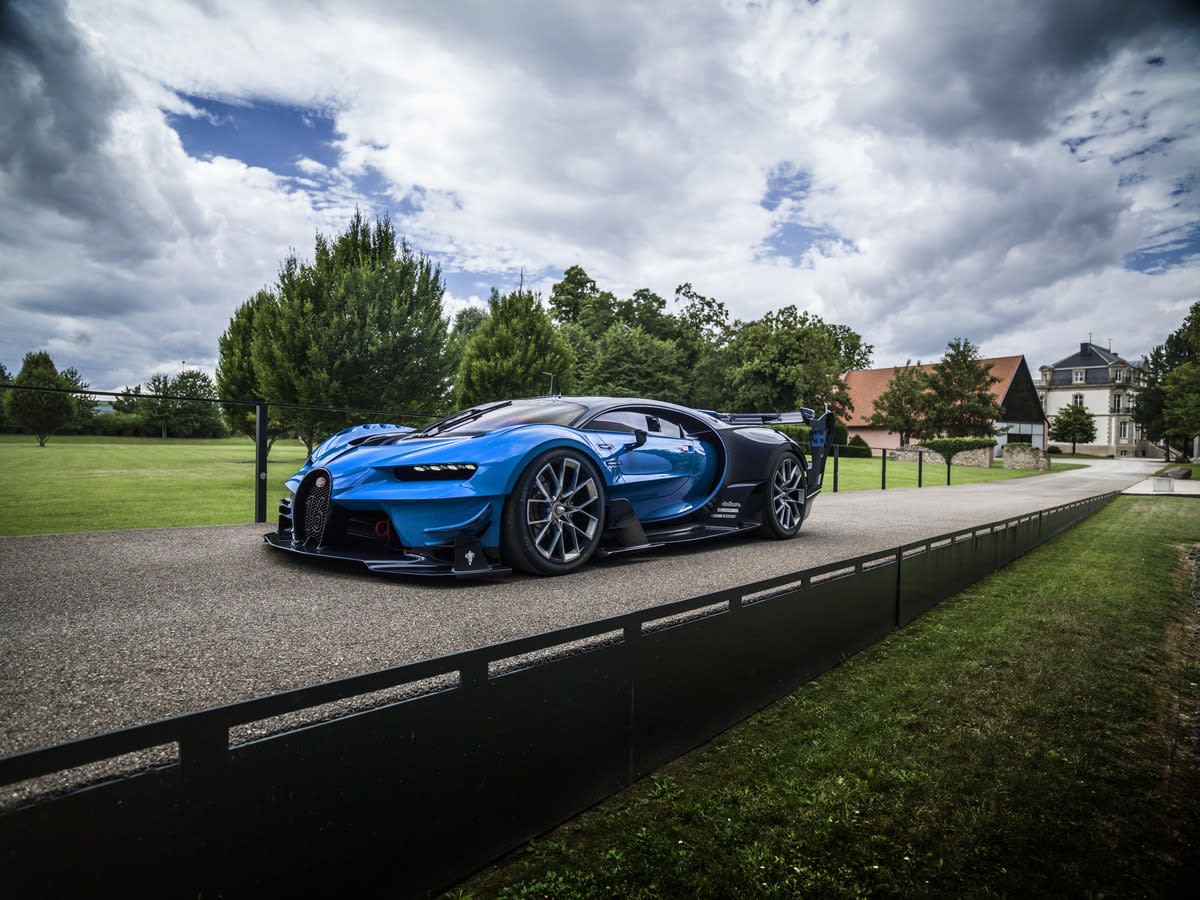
[762,451,806,539]
[503,448,606,575]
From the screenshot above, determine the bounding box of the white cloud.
[1,0,1197,394]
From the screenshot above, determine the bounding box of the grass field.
[0,435,1087,536]
[0,434,309,535]
[453,496,1200,898]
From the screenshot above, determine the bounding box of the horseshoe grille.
[296,468,332,546]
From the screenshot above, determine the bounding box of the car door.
[581,409,704,522]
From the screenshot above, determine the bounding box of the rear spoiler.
[713,407,835,496]
[715,408,820,425]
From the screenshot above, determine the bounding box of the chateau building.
[1033,342,1155,458]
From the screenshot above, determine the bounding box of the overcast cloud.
[1,0,1197,392]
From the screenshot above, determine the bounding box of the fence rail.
[0,490,1118,898]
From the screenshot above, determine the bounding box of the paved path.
[0,457,1172,796]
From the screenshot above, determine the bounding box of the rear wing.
[714,407,835,496]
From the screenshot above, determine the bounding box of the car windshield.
[414,399,587,436]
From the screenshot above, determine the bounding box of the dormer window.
[1073,370,1085,383]
[1114,369,1125,383]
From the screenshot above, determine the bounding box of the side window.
[585,410,645,433]
[645,415,683,439]
[584,409,687,439]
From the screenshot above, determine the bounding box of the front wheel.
[762,451,806,539]
[503,448,606,575]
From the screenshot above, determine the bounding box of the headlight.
[393,463,479,481]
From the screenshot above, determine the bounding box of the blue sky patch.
[1122,223,1200,273]
[760,166,812,212]
[169,94,341,174]
[759,221,852,264]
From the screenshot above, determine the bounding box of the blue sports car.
[264,396,833,577]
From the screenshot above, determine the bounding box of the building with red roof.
[844,355,1046,455]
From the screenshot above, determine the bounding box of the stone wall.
[886,445,994,468]
[1002,444,1051,471]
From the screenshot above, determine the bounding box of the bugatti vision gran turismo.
[264,396,833,577]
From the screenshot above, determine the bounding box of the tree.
[578,324,686,400]
[58,366,97,434]
[924,338,1003,438]
[170,369,224,437]
[673,283,733,409]
[1162,361,1200,454]
[249,210,450,453]
[4,351,74,446]
[0,361,12,432]
[141,373,176,438]
[1048,400,1097,454]
[216,290,268,438]
[456,288,574,407]
[867,361,929,445]
[1134,302,1200,460]
[445,305,489,390]
[113,385,143,414]
[721,305,872,417]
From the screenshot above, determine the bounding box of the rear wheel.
[762,451,805,539]
[503,448,606,575]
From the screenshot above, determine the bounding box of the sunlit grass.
[827,453,1085,492]
[0,434,309,535]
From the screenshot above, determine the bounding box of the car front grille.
[296,468,333,546]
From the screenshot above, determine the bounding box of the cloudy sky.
[2,0,1198,393]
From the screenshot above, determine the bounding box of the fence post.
[946,457,952,486]
[918,451,923,488]
[881,447,887,490]
[255,402,269,524]
[832,443,840,493]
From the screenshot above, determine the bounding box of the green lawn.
[0,436,1085,536]
[0,434,309,535]
[453,497,1200,898]
[826,453,1084,492]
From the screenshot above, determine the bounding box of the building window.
[1114,369,1125,383]
[1119,421,1129,440]
[1073,393,1084,405]
[1113,393,1122,413]
[1074,370,1085,383]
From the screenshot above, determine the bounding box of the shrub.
[1047,445,1062,455]
[90,412,156,437]
[838,435,874,458]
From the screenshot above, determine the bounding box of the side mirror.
[624,428,647,452]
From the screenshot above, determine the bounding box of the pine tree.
[247,210,450,452]
[456,289,574,407]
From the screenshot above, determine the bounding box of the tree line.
[0,354,224,444]
[6,211,1196,454]
[215,211,874,453]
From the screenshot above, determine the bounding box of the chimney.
[1080,342,1091,355]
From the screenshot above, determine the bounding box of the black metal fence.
[0,491,1118,898]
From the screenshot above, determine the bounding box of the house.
[844,355,1047,454]
[1032,342,1154,458]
